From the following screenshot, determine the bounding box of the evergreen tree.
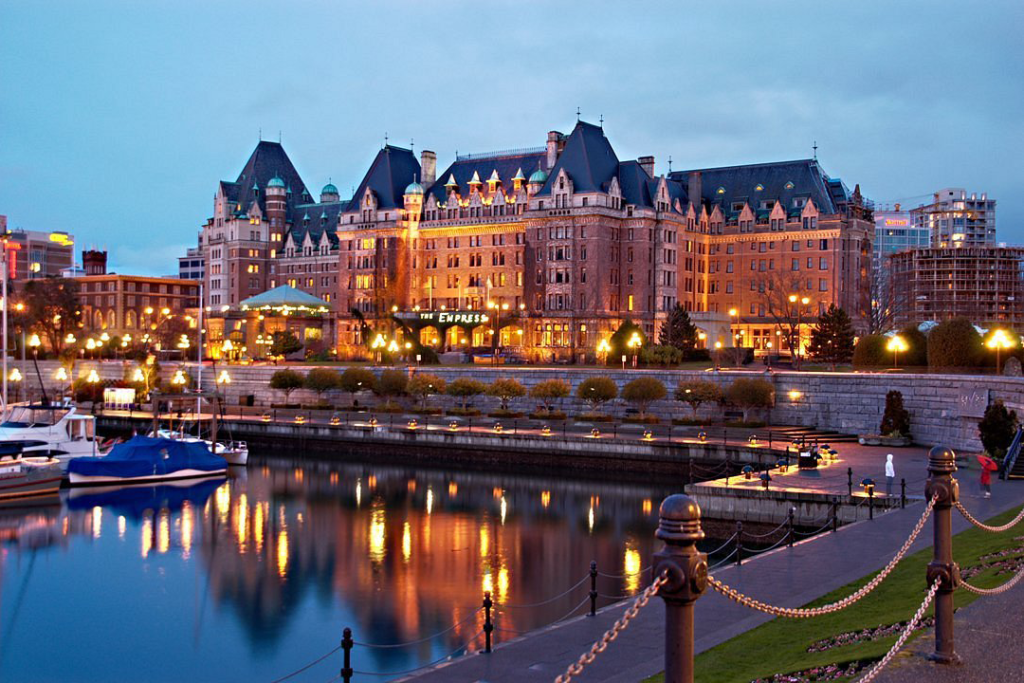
[658,304,698,353]
[807,304,855,369]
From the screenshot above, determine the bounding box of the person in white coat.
[885,453,895,496]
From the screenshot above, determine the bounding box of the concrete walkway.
[402,475,1024,683]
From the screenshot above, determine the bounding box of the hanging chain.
[854,578,941,683]
[954,501,1024,533]
[959,564,1024,595]
[553,571,669,683]
[707,496,936,618]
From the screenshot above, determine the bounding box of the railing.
[456,146,545,161]
[999,427,1023,479]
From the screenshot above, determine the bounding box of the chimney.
[420,150,436,186]
[638,156,655,178]
[546,131,563,170]
[687,171,703,209]
[83,249,107,276]
[894,202,901,212]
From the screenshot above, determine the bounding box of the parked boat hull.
[68,468,227,487]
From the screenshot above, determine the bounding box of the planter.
[858,434,912,447]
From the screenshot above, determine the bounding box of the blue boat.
[67,436,227,487]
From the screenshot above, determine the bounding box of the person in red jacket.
[980,462,994,498]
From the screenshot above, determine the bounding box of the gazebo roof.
[238,285,331,313]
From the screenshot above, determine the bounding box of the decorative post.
[847,467,853,496]
[868,486,874,520]
[589,560,598,616]
[483,591,493,653]
[653,494,708,683]
[787,507,795,547]
[735,520,743,565]
[901,478,907,508]
[925,446,960,664]
[831,498,839,533]
[340,627,353,683]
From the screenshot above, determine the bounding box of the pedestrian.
[885,453,895,496]
[980,461,993,498]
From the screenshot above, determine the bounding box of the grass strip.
[644,504,1024,683]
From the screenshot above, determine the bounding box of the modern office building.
[178,244,205,281]
[911,188,996,247]
[0,218,75,280]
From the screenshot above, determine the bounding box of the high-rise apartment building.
[911,188,996,247]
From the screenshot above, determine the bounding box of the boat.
[67,436,227,487]
[0,450,64,501]
[151,427,249,467]
[0,401,108,470]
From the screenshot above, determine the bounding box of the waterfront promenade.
[400,471,1022,682]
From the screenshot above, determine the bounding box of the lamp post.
[787,295,810,369]
[765,341,773,372]
[27,333,49,405]
[627,332,642,369]
[986,329,1016,375]
[371,333,386,364]
[887,334,907,370]
[222,339,234,363]
[597,338,611,366]
[713,341,722,371]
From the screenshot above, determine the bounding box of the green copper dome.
[268,175,286,189]
[321,182,339,195]
[528,168,549,184]
[404,181,425,195]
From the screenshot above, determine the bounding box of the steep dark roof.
[537,121,619,195]
[347,145,420,211]
[223,141,310,218]
[426,151,545,203]
[668,159,842,216]
[286,200,346,248]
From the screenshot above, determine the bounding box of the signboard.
[957,387,989,419]
[416,311,488,326]
[884,218,909,227]
[103,387,137,410]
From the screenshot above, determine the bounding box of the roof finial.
[813,140,818,161]
[668,155,673,172]
[278,130,282,143]
[259,127,262,141]
[599,114,604,129]
[576,106,581,122]
[410,137,414,153]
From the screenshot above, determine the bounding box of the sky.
[1,0,1022,276]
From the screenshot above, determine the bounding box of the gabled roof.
[285,200,345,248]
[347,145,420,211]
[239,285,331,311]
[226,141,310,218]
[427,150,546,203]
[537,121,619,195]
[668,159,842,216]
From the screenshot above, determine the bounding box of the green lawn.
[643,504,1024,683]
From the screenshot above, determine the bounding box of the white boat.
[0,454,64,500]
[0,401,109,470]
[150,427,248,467]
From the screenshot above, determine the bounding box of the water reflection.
[0,454,728,681]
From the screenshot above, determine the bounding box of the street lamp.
[597,338,611,365]
[765,341,773,371]
[27,333,49,405]
[714,340,722,371]
[627,332,642,368]
[371,333,386,364]
[217,369,231,385]
[787,295,811,368]
[887,335,907,370]
[221,339,234,362]
[986,329,1017,374]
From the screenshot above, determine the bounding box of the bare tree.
[751,270,815,368]
[869,271,896,334]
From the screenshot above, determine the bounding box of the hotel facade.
[197,122,874,360]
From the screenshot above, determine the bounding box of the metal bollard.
[340,627,353,683]
[869,487,874,520]
[483,592,493,653]
[901,478,906,508]
[831,499,839,533]
[925,446,961,664]
[735,520,743,566]
[847,467,853,496]
[653,494,708,683]
[589,560,598,617]
[787,507,795,547]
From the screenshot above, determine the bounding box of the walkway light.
[748,434,759,446]
[698,430,707,443]
[86,369,100,384]
[887,335,907,369]
[449,421,459,431]
[760,471,772,490]
[777,458,789,473]
[9,368,22,382]
[261,412,272,423]
[541,425,551,437]
[742,464,754,480]
[171,369,187,386]
[493,422,503,433]
[330,414,341,426]
[132,367,145,383]
[55,367,68,382]
[642,430,655,442]
[65,333,76,344]
[294,414,307,425]
[408,419,418,430]
[28,333,41,349]
[861,477,875,495]
[590,428,601,439]
[986,329,1017,373]
[217,370,231,385]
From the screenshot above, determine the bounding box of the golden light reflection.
[118,515,126,539]
[588,505,595,534]
[642,499,653,515]
[624,545,642,594]
[407,479,417,493]
[426,487,434,515]
[92,506,102,539]
[492,487,503,499]
[448,481,458,498]
[356,479,362,507]
[157,510,170,554]
[254,502,265,553]
[277,530,289,578]
[479,525,490,558]
[482,571,494,596]
[402,521,412,563]
[293,468,304,483]
[141,517,152,558]
[497,565,510,604]
[541,491,551,508]
[330,471,339,485]
[369,502,386,564]
[236,493,249,553]
[368,475,377,489]
[215,482,231,524]
[500,496,508,525]
[181,502,193,560]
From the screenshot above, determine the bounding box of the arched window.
[107,310,117,330]
[94,310,104,329]
[126,310,137,329]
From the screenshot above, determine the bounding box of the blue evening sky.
[2,0,1021,275]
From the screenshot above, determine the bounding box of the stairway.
[1004,429,1024,479]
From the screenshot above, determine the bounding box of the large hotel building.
[197,121,873,360]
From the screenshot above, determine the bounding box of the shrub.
[898,325,929,367]
[621,377,667,419]
[486,378,526,411]
[269,369,305,402]
[927,317,982,368]
[852,334,889,368]
[675,380,723,418]
[529,379,571,414]
[374,369,408,404]
[807,304,855,369]
[607,320,648,362]
[640,345,684,367]
[879,390,911,437]
[269,330,303,358]
[577,376,618,412]
[724,378,774,410]
[339,367,377,405]
[978,400,1018,457]
[446,377,487,411]
[658,304,698,353]
[304,367,340,401]
[407,373,446,409]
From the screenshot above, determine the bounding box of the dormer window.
[755,184,764,192]
[785,182,795,190]
[716,187,725,195]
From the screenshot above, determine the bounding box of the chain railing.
[959,564,1024,596]
[853,578,942,683]
[708,496,935,618]
[553,571,669,683]
[954,500,1024,533]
